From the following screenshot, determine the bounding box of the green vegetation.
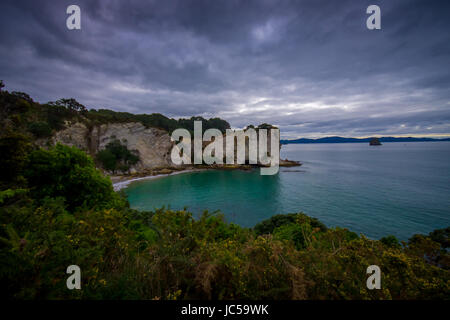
[27,121,53,138]
[24,143,126,211]
[86,110,231,134]
[96,139,139,174]
[0,86,230,143]
[0,85,230,173]
[0,86,449,300]
[254,213,328,235]
[0,137,448,299]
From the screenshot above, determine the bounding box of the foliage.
[87,110,231,134]
[28,121,53,138]
[273,222,314,250]
[1,178,448,300]
[429,227,450,249]
[0,132,32,187]
[48,98,87,113]
[11,91,33,103]
[96,139,139,173]
[45,103,76,131]
[0,188,28,205]
[0,90,231,146]
[254,213,327,236]
[380,235,402,249]
[24,144,125,211]
[0,89,448,300]
[0,198,136,299]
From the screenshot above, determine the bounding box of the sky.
[1,0,449,139]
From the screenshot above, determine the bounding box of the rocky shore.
[111,159,302,190]
[45,121,301,189]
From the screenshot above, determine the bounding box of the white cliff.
[50,122,175,171]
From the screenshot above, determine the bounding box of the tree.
[25,144,123,211]
[0,132,32,186]
[11,91,33,103]
[0,80,4,91]
[28,121,52,138]
[206,117,231,133]
[96,149,116,172]
[380,235,401,249]
[49,98,87,113]
[97,139,139,174]
[45,104,73,130]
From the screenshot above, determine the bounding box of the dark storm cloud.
[1,0,449,138]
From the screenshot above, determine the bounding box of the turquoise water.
[124,142,450,240]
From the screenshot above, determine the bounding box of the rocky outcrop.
[50,122,175,171]
[51,121,88,151]
[45,121,300,174]
[369,137,382,146]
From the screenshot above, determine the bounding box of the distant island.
[281,136,450,145]
[369,137,382,146]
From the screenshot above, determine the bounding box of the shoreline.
[112,159,302,191]
[112,168,207,191]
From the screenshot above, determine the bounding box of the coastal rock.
[96,122,174,170]
[50,122,175,170]
[52,121,89,150]
[280,159,301,167]
[369,137,382,146]
[48,121,300,174]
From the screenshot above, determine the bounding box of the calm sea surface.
[124,142,450,240]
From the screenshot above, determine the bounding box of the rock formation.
[50,122,175,171]
[44,121,299,175]
[369,137,382,146]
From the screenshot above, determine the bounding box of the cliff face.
[50,122,175,171]
[44,121,296,174]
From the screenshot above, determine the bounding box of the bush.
[28,121,52,138]
[0,198,136,299]
[380,235,401,249]
[0,89,449,299]
[49,98,87,113]
[254,213,327,236]
[45,104,75,131]
[96,139,139,174]
[1,198,449,299]
[429,227,450,249]
[0,132,32,186]
[273,223,311,249]
[25,143,125,211]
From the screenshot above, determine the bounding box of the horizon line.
[281,133,450,140]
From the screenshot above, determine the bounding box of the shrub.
[45,104,75,131]
[96,139,139,174]
[254,213,327,236]
[0,132,32,186]
[28,121,52,138]
[273,223,311,250]
[24,143,125,211]
[380,235,401,249]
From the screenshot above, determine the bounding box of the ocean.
[124,141,450,240]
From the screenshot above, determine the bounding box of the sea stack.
[369,137,382,146]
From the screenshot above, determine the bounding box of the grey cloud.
[0,0,449,138]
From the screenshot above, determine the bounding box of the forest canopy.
[0,87,231,139]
